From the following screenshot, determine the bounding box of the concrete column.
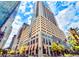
[34,49,36,56]
[38,32,43,57]
[28,48,30,55]
[48,47,51,56]
[34,40,36,55]
[31,49,32,55]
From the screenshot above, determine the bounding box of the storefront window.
[31,41,32,44]
[36,38,38,42]
[36,46,38,54]
[46,39,48,44]
[33,39,35,44]
[49,40,51,45]
[28,42,29,45]
[43,38,45,44]
[43,46,46,54]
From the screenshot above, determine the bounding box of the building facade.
[0,1,20,48]
[17,1,66,57]
[11,23,29,50]
[0,1,20,28]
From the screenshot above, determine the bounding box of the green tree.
[51,42,58,51]
[0,49,3,55]
[51,42,64,56]
[73,45,79,51]
[58,44,64,52]
[51,42,64,51]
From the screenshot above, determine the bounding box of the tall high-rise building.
[0,1,20,48]
[34,2,58,26]
[16,1,66,57]
[0,1,20,28]
[11,23,29,50]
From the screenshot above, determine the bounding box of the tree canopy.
[51,42,64,52]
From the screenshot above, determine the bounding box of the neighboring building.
[75,27,79,35]
[0,28,4,42]
[77,30,79,35]
[69,28,79,43]
[11,23,29,50]
[0,1,20,48]
[9,35,17,49]
[0,1,20,28]
[18,1,66,57]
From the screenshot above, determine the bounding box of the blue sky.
[3,1,79,49]
[47,1,79,33]
[12,1,79,34]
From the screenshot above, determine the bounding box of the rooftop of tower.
[31,1,58,26]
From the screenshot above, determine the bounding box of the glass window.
[42,33,45,36]
[28,42,29,45]
[58,40,61,43]
[36,34,38,37]
[31,41,32,44]
[0,1,19,27]
[43,38,45,44]
[36,38,38,42]
[46,39,48,44]
[43,46,46,54]
[49,40,51,45]
[33,39,35,44]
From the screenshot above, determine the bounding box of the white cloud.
[76,2,79,6]
[48,1,79,34]
[21,1,27,5]
[24,12,31,16]
[68,21,79,29]
[29,4,33,8]
[47,1,57,15]
[27,16,32,25]
[30,8,33,13]
[28,19,31,25]
[12,21,23,30]
[19,2,27,13]
[47,1,55,5]
[14,15,21,21]
[55,4,76,32]
[12,15,23,29]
